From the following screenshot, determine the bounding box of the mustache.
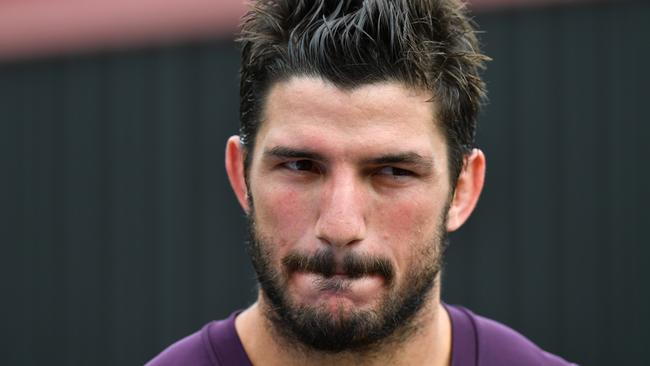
[282,249,395,283]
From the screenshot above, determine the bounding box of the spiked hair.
[237,0,489,183]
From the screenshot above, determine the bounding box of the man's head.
[225,0,487,355]
[237,0,488,184]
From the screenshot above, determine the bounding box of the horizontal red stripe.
[0,0,601,62]
[475,0,593,8]
[0,0,247,61]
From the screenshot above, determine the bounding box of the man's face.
[245,76,453,352]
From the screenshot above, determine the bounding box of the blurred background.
[1,0,648,364]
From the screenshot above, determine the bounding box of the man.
[148,0,575,365]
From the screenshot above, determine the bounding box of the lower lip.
[290,272,385,307]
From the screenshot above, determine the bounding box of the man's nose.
[315,171,367,247]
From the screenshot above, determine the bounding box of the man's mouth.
[282,248,395,286]
[298,269,363,280]
[294,269,350,278]
[314,275,353,292]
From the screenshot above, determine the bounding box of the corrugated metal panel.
[444,3,650,365]
[0,43,253,364]
[1,2,648,365]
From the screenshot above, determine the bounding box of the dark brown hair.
[238,0,488,183]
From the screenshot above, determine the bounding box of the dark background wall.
[1,1,648,365]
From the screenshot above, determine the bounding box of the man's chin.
[265,299,384,353]
[259,272,431,354]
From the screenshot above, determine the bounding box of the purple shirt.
[146,304,576,365]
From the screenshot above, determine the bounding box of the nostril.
[315,216,365,247]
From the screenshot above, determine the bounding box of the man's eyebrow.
[363,152,433,170]
[264,146,326,161]
[264,147,433,170]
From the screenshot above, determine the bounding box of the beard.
[246,206,449,354]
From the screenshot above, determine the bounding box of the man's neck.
[234,292,452,366]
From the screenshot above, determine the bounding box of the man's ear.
[446,149,486,232]
[225,135,250,213]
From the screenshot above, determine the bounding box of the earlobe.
[446,149,486,232]
[225,135,250,213]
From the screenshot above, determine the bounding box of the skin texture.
[225,76,486,365]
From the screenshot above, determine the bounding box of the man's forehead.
[258,76,442,140]
[264,76,435,112]
[245,77,450,177]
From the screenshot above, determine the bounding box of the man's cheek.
[379,199,428,235]
[255,186,315,245]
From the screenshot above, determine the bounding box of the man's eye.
[284,160,317,172]
[377,166,414,178]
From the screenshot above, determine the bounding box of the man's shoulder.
[471,310,576,365]
[446,304,577,366]
[145,312,250,366]
[145,323,215,366]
